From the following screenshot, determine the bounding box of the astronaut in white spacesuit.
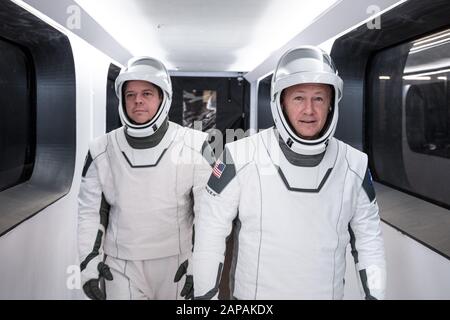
[78,57,214,300]
[193,46,386,300]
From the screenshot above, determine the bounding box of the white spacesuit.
[78,57,214,300]
[193,46,386,300]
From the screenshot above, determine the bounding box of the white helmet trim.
[270,46,343,155]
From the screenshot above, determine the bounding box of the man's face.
[124,80,162,124]
[282,83,332,140]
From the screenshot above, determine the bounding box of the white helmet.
[115,56,172,138]
[270,46,343,155]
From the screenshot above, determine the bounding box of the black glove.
[82,262,113,300]
[174,259,194,300]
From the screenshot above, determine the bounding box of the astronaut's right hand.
[81,259,113,300]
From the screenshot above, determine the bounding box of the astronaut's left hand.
[174,259,194,300]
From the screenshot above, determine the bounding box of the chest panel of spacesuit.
[234,134,357,299]
[100,128,195,252]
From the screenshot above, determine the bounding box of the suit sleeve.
[193,146,240,299]
[77,151,109,283]
[349,167,386,300]
[192,141,216,221]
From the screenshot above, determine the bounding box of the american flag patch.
[212,160,226,178]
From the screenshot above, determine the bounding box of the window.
[406,80,449,158]
[182,89,217,130]
[368,28,450,208]
[0,38,34,192]
[0,0,76,236]
[171,77,247,134]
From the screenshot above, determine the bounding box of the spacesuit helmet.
[270,46,343,155]
[115,56,172,138]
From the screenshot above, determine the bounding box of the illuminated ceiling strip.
[404,68,450,77]
[410,38,450,53]
[413,30,450,47]
[403,76,431,80]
